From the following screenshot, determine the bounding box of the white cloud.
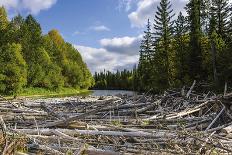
[128,0,157,28]
[128,0,188,28]
[0,0,57,15]
[74,35,142,72]
[74,45,139,73]
[100,35,142,55]
[0,0,18,9]
[117,0,135,12]
[90,25,111,32]
[21,0,57,14]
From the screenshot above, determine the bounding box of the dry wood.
[0,84,232,154]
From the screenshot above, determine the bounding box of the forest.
[0,7,94,95]
[94,0,232,93]
[92,68,137,90]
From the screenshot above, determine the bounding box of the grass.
[6,87,93,99]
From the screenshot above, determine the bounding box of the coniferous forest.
[0,7,94,95]
[93,68,138,90]
[94,0,232,93]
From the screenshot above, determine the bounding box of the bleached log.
[206,105,225,131]
[186,80,196,98]
[40,102,152,128]
[146,101,210,120]
[221,125,232,134]
[13,128,176,138]
[85,148,120,155]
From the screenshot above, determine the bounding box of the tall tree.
[5,14,24,44]
[153,0,174,88]
[173,12,189,84]
[138,19,154,91]
[211,0,230,39]
[0,7,9,46]
[186,0,203,80]
[0,43,27,95]
[200,0,212,33]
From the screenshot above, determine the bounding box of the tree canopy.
[0,7,94,95]
[94,0,232,93]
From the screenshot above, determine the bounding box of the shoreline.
[4,88,93,99]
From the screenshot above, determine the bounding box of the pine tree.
[211,0,231,39]
[200,0,212,33]
[186,0,203,80]
[153,0,174,88]
[173,12,189,84]
[138,19,154,91]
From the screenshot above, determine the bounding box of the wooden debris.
[0,86,232,154]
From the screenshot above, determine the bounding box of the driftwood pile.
[0,85,232,154]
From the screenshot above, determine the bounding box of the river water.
[91,90,136,96]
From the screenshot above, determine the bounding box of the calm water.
[91,90,136,96]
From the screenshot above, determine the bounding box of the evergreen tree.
[211,0,231,39]
[200,0,212,33]
[153,0,174,89]
[138,19,154,91]
[186,0,203,80]
[93,69,135,90]
[173,12,189,85]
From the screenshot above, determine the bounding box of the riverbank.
[5,87,92,99]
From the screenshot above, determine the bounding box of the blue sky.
[0,0,192,73]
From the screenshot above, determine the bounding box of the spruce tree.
[211,0,230,39]
[186,0,203,80]
[173,12,189,84]
[153,0,174,88]
[138,19,154,91]
[200,0,212,33]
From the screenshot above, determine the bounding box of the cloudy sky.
[0,0,191,73]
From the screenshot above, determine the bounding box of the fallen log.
[221,124,232,134]
[13,128,176,139]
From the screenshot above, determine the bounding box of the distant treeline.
[0,7,94,95]
[92,68,139,91]
[94,0,232,93]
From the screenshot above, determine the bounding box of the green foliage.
[0,6,8,31]
[138,19,154,91]
[0,43,27,95]
[93,69,136,91]
[19,87,91,98]
[153,0,175,90]
[93,0,232,92]
[136,0,232,92]
[0,11,93,95]
[211,0,230,39]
